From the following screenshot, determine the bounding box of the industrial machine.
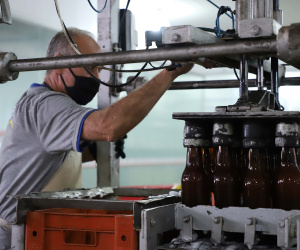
[1,0,300,249]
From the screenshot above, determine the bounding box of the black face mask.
[61,68,100,105]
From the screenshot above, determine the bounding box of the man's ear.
[53,54,64,75]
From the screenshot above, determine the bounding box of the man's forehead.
[76,35,101,54]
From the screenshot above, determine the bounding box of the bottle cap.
[212,123,233,135]
[212,122,234,146]
[183,121,211,147]
[184,121,207,139]
[243,122,271,148]
[275,122,298,137]
[243,122,266,138]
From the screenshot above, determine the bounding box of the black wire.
[234,68,240,81]
[101,65,169,73]
[87,0,108,13]
[85,63,148,88]
[55,3,159,88]
[198,27,226,34]
[149,61,167,69]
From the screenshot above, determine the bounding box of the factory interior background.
[1,0,300,188]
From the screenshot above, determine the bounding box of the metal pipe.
[239,55,249,101]
[280,77,300,86]
[271,57,279,101]
[273,0,279,10]
[7,38,277,73]
[257,58,264,90]
[235,0,253,35]
[168,77,300,90]
[169,79,257,90]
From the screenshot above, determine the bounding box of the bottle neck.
[248,148,262,171]
[186,147,201,167]
[217,145,230,167]
[201,148,209,165]
[281,147,298,168]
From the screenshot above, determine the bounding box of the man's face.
[61,35,101,91]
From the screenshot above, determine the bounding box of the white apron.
[42,150,82,192]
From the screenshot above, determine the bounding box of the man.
[0,28,193,248]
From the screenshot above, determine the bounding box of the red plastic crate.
[25,208,138,250]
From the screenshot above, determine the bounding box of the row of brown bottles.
[181,145,300,210]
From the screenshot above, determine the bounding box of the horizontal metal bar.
[8,38,277,73]
[113,188,178,197]
[169,77,300,90]
[280,77,300,86]
[15,197,134,223]
[170,79,257,90]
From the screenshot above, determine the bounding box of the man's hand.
[168,63,194,78]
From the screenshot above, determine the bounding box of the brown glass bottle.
[231,147,244,206]
[296,148,300,167]
[213,145,240,208]
[243,148,272,209]
[275,147,300,210]
[201,148,214,194]
[181,147,210,207]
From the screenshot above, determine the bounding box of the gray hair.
[46,28,95,74]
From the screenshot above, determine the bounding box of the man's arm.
[81,64,193,142]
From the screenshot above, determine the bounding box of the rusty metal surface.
[13,187,181,224]
[173,111,300,121]
[277,23,300,70]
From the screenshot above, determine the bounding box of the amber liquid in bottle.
[231,147,245,206]
[213,145,240,208]
[275,147,300,210]
[243,148,272,209]
[201,148,214,195]
[181,147,210,207]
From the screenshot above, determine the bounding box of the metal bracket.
[182,215,193,242]
[211,216,223,244]
[297,220,300,250]
[0,0,12,24]
[239,18,281,38]
[277,212,300,249]
[0,52,19,83]
[140,204,176,250]
[244,217,257,249]
[11,224,25,250]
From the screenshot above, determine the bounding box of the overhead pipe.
[7,38,277,73]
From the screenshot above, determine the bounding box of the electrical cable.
[198,27,226,35]
[207,0,233,19]
[146,45,167,69]
[87,0,108,13]
[209,3,238,80]
[99,65,169,73]
[215,6,235,38]
[234,68,240,81]
[53,0,170,88]
[84,63,148,88]
[54,0,81,55]
[149,61,167,69]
